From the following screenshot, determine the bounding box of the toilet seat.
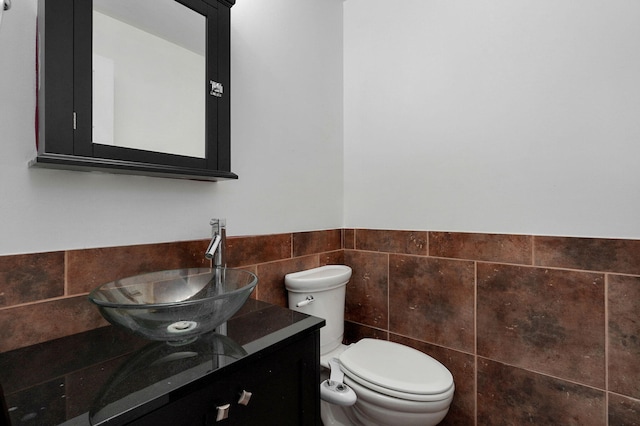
[339,339,454,402]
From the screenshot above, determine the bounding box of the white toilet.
[285,265,454,426]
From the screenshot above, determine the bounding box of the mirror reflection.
[90,332,248,425]
[92,0,206,158]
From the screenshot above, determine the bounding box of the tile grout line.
[426,231,430,257]
[474,260,479,426]
[386,252,390,336]
[604,273,609,425]
[64,250,69,296]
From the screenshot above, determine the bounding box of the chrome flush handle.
[296,295,315,308]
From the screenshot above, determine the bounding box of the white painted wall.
[344,0,640,238]
[3,0,638,257]
[93,11,206,157]
[0,0,344,255]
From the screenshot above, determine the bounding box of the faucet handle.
[206,219,227,266]
[205,234,222,260]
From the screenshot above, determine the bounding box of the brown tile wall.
[343,229,640,426]
[1,228,639,425]
[0,230,342,353]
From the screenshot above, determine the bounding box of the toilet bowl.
[285,265,454,426]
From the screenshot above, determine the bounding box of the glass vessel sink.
[88,267,258,343]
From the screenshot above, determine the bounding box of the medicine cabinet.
[33,0,238,181]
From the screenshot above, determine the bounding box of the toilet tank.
[284,265,352,355]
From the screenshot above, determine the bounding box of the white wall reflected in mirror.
[92,0,206,158]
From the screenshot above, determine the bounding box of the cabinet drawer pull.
[215,404,230,422]
[238,390,252,406]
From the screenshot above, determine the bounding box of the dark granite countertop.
[0,299,324,426]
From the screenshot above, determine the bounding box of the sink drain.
[167,320,198,333]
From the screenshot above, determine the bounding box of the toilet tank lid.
[285,265,352,292]
[339,339,453,396]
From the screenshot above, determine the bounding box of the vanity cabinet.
[0,300,324,426]
[132,333,319,426]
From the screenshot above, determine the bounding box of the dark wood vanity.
[0,300,324,425]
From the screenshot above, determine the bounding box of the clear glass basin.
[88,267,258,343]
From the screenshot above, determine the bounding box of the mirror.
[92,0,206,158]
[33,0,237,181]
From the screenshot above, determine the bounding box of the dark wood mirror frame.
[32,0,238,181]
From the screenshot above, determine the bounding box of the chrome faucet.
[205,218,226,267]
